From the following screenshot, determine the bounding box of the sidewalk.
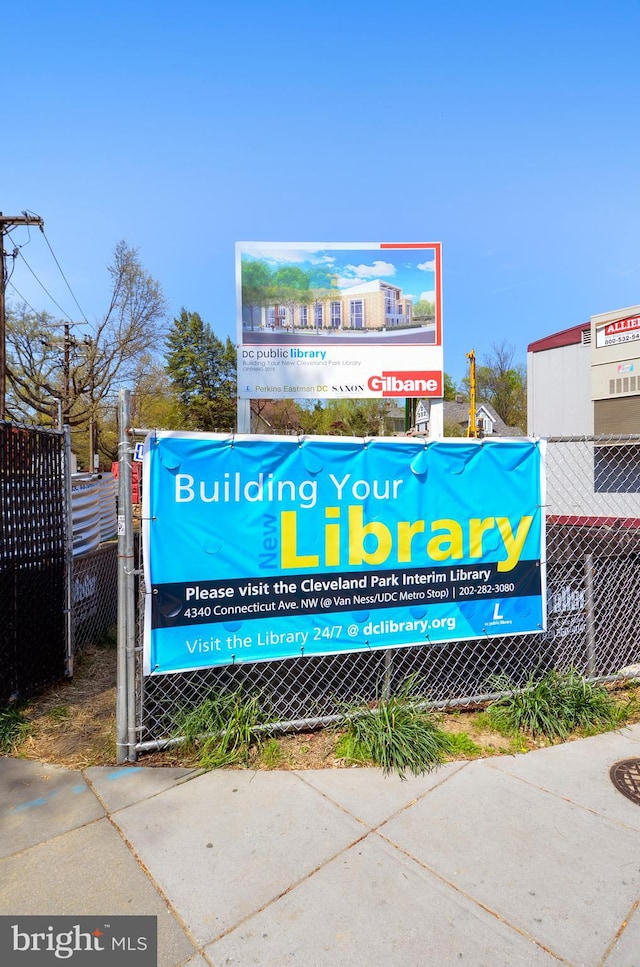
[2,725,640,966]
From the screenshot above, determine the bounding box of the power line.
[40,227,92,330]
[16,249,76,323]
[6,280,40,315]
[6,212,95,333]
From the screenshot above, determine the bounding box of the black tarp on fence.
[0,422,66,705]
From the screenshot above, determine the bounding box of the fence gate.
[0,421,67,706]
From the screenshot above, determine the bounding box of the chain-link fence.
[131,434,640,756]
[0,421,67,706]
[71,542,118,655]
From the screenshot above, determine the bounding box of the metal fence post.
[584,553,596,677]
[116,390,136,762]
[62,425,74,678]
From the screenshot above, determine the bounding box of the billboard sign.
[236,242,443,399]
[143,433,546,675]
[595,314,640,348]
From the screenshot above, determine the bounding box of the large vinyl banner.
[143,434,546,675]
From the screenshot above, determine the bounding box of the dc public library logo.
[0,917,157,965]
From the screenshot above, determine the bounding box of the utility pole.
[0,212,45,419]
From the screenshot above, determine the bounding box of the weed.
[486,667,629,741]
[47,705,70,721]
[445,731,484,757]
[338,677,453,779]
[335,732,372,767]
[259,738,284,768]
[174,687,269,770]
[0,705,33,753]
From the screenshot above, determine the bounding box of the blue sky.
[4,0,640,386]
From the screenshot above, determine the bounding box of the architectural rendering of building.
[253,279,416,333]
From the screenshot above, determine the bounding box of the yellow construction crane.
[466,349,478,437]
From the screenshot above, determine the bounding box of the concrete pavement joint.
[102,812,206,961]
[292,759,471,831]
[484,758,640,832]
[373,829,574,965]
[205,827,375,946]
[597,897,640,966]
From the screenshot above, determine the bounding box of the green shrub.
[486,667,628,741]
[0,705,33,753]
[174,687,269,769]
[338,677,453,779]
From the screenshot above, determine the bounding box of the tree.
[270,266,312,329]
[473,340,527,430]
[241,258,273,330]
[297,400,325,435]
[321,399,390,437]
[97,355,183,464]
[165,309,237,431]
[6,241,168,458]
[130,354,182,430]
[251,399,303,435]
[412,299,435,322]
[443,372,458,402]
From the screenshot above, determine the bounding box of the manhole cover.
[610,759,640,805]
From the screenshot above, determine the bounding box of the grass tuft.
[486,667,629,741]
[0,705,33,753]
[445,731,484,757]
[258,737,284,768]
[47,705,71,721]
[174,687,269,770]
[337,676,453,779]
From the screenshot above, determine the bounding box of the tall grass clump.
[0,705,33,753]
[174,686,269,769]
[486,667,629,741]
[338,677,453,779]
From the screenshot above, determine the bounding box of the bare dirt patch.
[17,645,118,768]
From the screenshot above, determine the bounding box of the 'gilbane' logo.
[1,916,156,964]
[367,371,442,397]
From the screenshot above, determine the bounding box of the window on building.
[314,303,324,328]
[299,305,308,328]
[330,301,342,328]
[350,300,364,328]
[385,289,394,314]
